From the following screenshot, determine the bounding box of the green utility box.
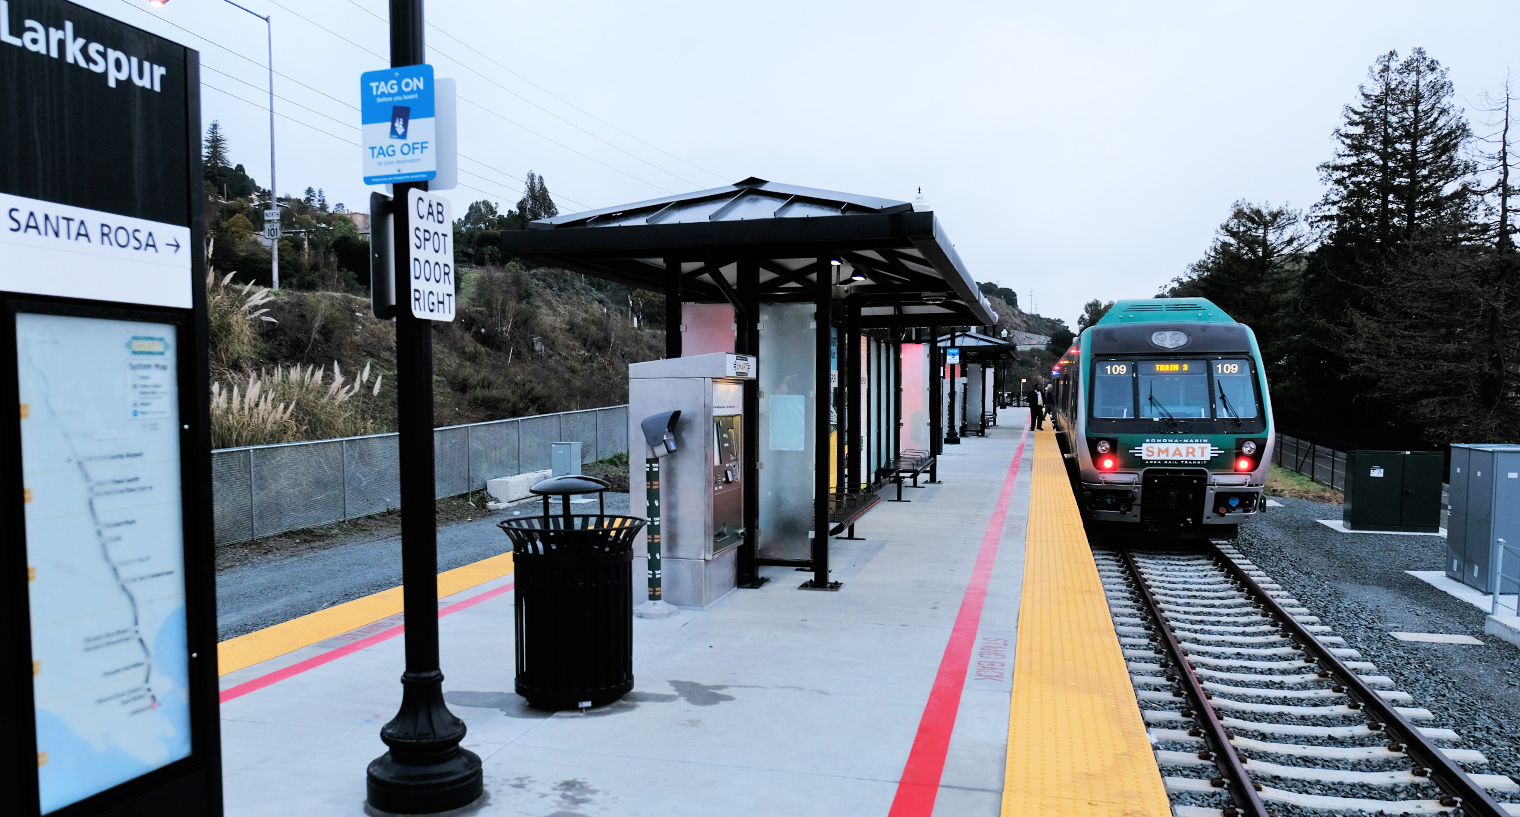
[1343,450,1444,532]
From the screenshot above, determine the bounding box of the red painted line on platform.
[888,428,1029,817]
[219,581,515,703]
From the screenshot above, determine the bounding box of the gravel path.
[216,492,632,640]
[1231,495,1520,808]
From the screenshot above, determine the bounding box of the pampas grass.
[211,361,383,448]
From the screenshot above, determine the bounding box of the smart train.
[1048,298,1275,539]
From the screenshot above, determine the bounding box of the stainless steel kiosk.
[628,352,754,607]
[0,2,222,814]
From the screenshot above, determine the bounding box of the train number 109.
[1215,362,1242,374]
[1103,363,1129,375]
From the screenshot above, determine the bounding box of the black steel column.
[368,2,483,812]
[736,259,766,588]
[803,258,840,590]
[928,328,942,456]
[664,256,682,358]
[893,340,902,464]
[844,301,859,494]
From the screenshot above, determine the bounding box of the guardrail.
[1494,537,1520,618]
[211,405,629,546]
[1272,433,1347,491]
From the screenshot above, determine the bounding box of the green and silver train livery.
[1049,298,1274,539]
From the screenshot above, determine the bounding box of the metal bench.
[876,449,938,502]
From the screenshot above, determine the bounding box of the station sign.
[406,188,453,320]
[0,1,221,815]
[361,64,436,185]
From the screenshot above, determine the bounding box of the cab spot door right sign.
[407,188,454,321]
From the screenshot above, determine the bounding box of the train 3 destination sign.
[0,1,222,815]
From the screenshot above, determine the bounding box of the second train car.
[1049,298,1274,539]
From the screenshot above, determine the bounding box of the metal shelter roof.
[936,330,1016,359]
[499,177,998,327]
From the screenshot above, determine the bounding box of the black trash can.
[497,475,645,711]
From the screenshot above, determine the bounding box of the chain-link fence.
[1273,433,1347,491]
[212,406,629,546]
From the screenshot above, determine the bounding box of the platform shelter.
[936,331,1016,439]
[500,178,997,603]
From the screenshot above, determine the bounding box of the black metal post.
[893,340,902,465]
[367,3,484,813]
[804,258,840,590]
[664,256,682,359]
[844,301,859,495]
[736,259,766,588]
[928,329,942,457]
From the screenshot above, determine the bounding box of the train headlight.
[1235,457,1254,472]
[1241,440,1258,456]
[1099,457,1116,471]
[1096,440,1111,454]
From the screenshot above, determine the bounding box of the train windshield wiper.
[1147,386,1178,427]
[1217,384,1243,427]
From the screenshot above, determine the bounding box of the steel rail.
[1118,548,1270,817]
[1203,542,1504,816]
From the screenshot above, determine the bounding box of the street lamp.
[151,0,280,289]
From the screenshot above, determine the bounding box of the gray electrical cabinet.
[1448,443,1520,594]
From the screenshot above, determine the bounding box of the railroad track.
[1097,542,1520,816]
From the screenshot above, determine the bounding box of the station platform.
[216,413,1164,816]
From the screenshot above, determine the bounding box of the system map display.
[19,313,190,813]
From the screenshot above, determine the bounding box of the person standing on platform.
[1027,386,1044,430]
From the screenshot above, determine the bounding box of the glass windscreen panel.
[1211,359,1259,419]
[1092,361,1134,418]
[1138,360,1209,419]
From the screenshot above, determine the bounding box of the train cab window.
[1138,360,1209,419]
[1092,361,1134,418]
[1212,359,1259,419]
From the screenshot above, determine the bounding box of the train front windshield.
[1093,358,1261,422]
[1138,361,1209,419]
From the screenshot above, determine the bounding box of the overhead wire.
[261,0,681,193]
[120,0,587,209]
[202,81,525,205]
[340,0,727,185]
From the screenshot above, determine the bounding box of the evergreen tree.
[1313,48,1476,257]
[303,187,317,207]
[1164,201,1308,333]
[516,171,559,222]
[316,188,327,211]
[204,120,230,169]
[1076,299,1114,332]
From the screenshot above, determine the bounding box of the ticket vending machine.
[628,353,754,607]
[0,4,221,815]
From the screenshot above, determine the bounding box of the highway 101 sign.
[361,64,436,185]
[407,189,453,321]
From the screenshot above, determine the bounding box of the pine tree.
[303,187,317,206]
[316,188,327,211]
[1313,48,1476,255]
[204,121,230,169]
[516,171,560,222]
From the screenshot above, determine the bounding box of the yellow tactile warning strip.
[1001,428,1169,815]
[217,551,514,676]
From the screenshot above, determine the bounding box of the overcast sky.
[78,0,1520,328]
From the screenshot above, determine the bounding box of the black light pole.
[367,1,483,812]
